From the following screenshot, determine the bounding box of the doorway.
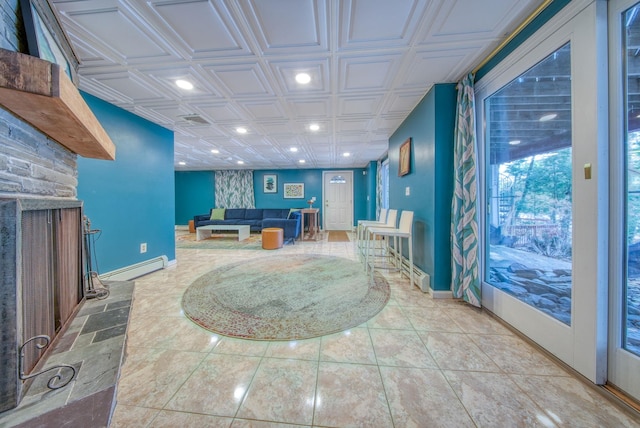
[322,171,353,230]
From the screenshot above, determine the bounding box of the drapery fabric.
[214,170,255,208]
[451,73,481,307]
[376,159,383,219]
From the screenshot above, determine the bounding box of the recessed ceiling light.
[237,160,244,165]
[211,149,219,154]
[178,161,186,165]
[309,123,320,131]
[299,159,306,164]
[539,113,557,122]
[175,79,193,90]
[508,140,521,145]
[295,73,311,84]
[236,127,248,134]
[290,147,298,152]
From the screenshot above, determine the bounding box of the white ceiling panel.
[240,0,328,53]
[151,1,247,56]
[69,8,169,60]
[50,0,544,170]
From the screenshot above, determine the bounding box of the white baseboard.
[431,289,454,299]
[99,255,168,281]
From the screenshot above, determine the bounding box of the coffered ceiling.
[50,0,544,170]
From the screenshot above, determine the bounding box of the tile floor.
[110,232,640,427]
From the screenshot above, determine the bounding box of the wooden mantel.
[0,49,115,160]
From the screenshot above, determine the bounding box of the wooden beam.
[0,49,115,160]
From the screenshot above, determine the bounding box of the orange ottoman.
[262,227,283,250]
[188,219,196,233]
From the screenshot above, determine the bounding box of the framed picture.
[20,0,79,84]
[398,137,411,176]
[284,183,305,199]
[263,174,277,193]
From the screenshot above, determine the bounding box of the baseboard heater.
[388,248,431,293]
[99,255,168,281]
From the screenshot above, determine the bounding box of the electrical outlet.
[140,243,147,253]
[405,186,410,196]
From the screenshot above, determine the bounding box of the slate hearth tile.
[77,303,107,317]
[93,323,127,343]
[81,306,130,335]
[106,299,131,311]
[53,330,79,353]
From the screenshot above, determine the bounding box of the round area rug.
[181,254,390,340]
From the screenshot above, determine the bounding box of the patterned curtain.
[215,170,255,208]
[375,159,383,219]
[451,73,481,307]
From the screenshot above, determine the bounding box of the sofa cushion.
[245,209,263,220]
[225,208,246,220]
[210,208,225,220]
[263,208,287,219]
[288,208,301,219]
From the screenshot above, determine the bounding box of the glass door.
[476,1,608,382]
[609,0,640,401]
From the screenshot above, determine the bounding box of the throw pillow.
[210,208,226,220]
[288,208,301,219]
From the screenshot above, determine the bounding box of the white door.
[476,1,608,383]
[608,0,640,401]
[323,171,353,230]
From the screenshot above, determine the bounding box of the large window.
[485,43,573,325]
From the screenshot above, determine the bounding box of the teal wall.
[365,161,377,220]
[175,171,215,224]
[78,92,176,273]
[175,168,368,227]
[389,84,456,291]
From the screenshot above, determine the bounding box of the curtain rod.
[472,0,553,74]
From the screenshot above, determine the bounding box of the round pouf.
[262,227,283,250]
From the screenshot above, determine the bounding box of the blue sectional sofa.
[193,208,302,242]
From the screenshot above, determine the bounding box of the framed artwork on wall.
[263,174,277,193]
[398,137,411,176]
[284,183,304,199]
[20,0,79,84]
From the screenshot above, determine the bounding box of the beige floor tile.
[149,410,233,427]
[314,362,393,427]
[510,374,640,427]
[164,353,261,417]
[380,366,475,427]
[471,334,568,376]
[444,370,552,427]
[367,304,414,329]
[236,358,318,425]
[447,306,514,335]
[110,404,159,427]
[231,420,310,428]
[319,327,376,364]
[402,307,463,332]
[116,348,206,408]
[369,329,438,368]
[420,331,501,372]
[213,336,269,357]
[126,314,221,352]
[264,339,321,360]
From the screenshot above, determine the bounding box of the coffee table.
[196,225,250,241]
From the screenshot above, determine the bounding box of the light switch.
[584,163,592,180]
[405,186,410,196]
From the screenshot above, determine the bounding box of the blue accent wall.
[175,168,368,227]
[389,84,456,291]
[175,171,215,224]
[78,92,175,273]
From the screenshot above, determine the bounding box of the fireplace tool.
[83,216,109,299]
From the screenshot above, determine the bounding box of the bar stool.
[356,208,388,246]
[359,209,397,260]
[365,210,414,287]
